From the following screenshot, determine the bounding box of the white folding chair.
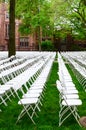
[56,80,82,127]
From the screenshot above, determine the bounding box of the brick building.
[1,3,85,52]
[0,2,38,51]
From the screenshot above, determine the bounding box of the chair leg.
[0,96,7,106]
[16,104,36,124]
[5,92,12,102]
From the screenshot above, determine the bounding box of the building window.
[20,37,29,47]
[5,12,9,19]
[5,24,9,38]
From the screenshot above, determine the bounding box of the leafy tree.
[16,0,52,50]
[1,0,86,52]
[50,0,86,40]
[67,0,86,39]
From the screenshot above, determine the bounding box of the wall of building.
[0,2,38,51]
[0,3,6,50]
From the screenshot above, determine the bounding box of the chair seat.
[64,82,75,87]
[64,86,76,90]
[63,89,78,94]
[62,99,82,106]
[64,94,79,99]
[0,85,11,91]
[0,90,5,95]
[27,89,43,94]
[18,98,38,105]
[22,93,40,98]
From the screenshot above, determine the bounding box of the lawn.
[0,60,86,130]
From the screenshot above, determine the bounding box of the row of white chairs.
[56,52,82,127]
[0,55,16,66]
[0,52,55,111]
[15,54,55,124]
[17,58,52,124]
[0,55,43,84]
[0,57,26,73]
[0,51,47,72]
[68,59,86,90]
[0,54,41,106]
[0,59,41,106]
[0,52,47,73]
[61,52,86,90]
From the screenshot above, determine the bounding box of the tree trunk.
[38,26,42,51]
[8,0,16,57]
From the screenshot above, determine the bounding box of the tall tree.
[16,0,52,51]
[8,0,16,57]
[50,0,86,40]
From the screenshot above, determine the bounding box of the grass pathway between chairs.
[0,61,86,130]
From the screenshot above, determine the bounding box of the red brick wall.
[0,3,6,50]
[0,3,38,51]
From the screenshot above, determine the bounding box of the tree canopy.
[50,0,86,39]
[1,0,86,49]
[16,0,51,34]
[15,0,86,40]
[0,0,86,40]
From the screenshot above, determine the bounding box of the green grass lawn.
[0,61,86,130]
